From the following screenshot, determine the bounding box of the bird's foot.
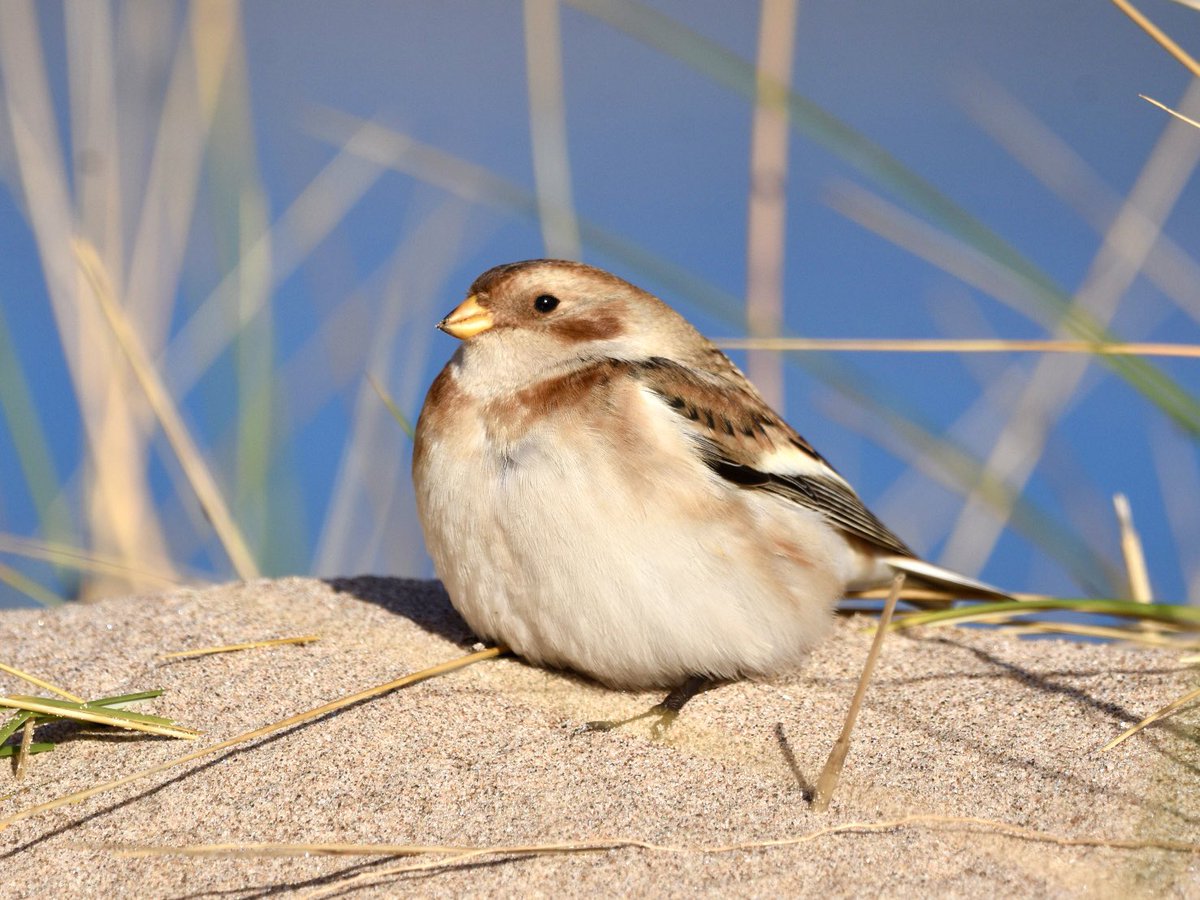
[576,676,710,740]
[648,705,679,741]
[577,705,679,740]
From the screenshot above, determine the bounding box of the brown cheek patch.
[550,312,625,344]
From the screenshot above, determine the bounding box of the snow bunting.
[414,259,1003,711]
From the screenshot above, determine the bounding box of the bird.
[413,259,1005,726]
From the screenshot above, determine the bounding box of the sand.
[0,576,1196,897]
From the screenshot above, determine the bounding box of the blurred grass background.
[0,0,1198,609]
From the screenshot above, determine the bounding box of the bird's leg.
[648,674,712,739]
[580,675,713,738]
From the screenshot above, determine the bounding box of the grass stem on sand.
[813,573,904,812]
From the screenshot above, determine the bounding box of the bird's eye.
[534,294,560,313]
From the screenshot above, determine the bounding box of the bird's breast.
[413,368,847,688]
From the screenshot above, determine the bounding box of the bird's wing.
[627,356,915,558]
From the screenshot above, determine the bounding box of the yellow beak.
[437,295,493,340]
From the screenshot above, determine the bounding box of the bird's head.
[438,260,707,386]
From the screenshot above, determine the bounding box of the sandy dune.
[1,576,1196,897]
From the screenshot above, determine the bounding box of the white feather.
[878,555,1010,599]
[753,445,848,483]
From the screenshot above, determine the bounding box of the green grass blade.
[367,374,416,440]
[0,534,182,587]
[0,710,35,747]
[7,695,178,727]
[894,598,1200,630]
[0,742,54,759]
[0,689,169,747]
[0,302,74,551]
[84,690,165,708]
[0,696,200,740]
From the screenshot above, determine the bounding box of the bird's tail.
[877,555,1012,602]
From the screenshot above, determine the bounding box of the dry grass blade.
[0,645,507,833]
[0,664,84,703]
[123,0,235,342]
[744,0,798,408]
[1,2,177,597]
[0,562,62,607]
[1100,685,1200,752]
[14,717,35,780]
[843,585,1015,603]
[160,635,320,660]
[164,120,387,399]
[717,337,1200,357]
[523,0,581,259]
[812,573,904,812]
[1111,0,1200,77]
[1141,94,1200,131]
[72,239,260,581]
[0,534,182,587]
[0,697,200,741]
[1114,493,1154,604]
[99,813,1200,868]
